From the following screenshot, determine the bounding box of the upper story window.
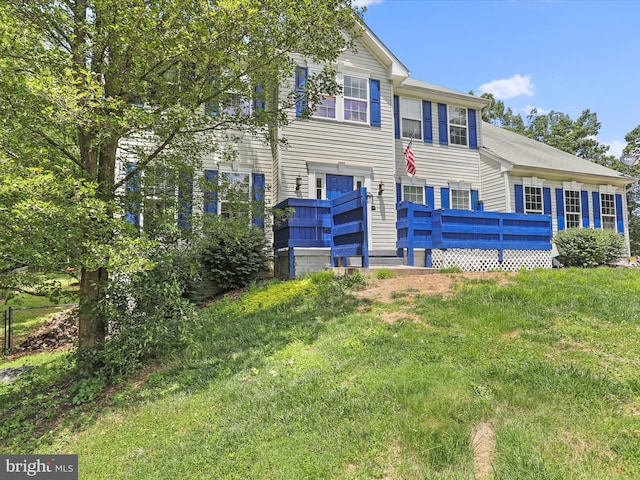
[600,193,616,230]
[403,185,424,204]
[525,186,543,214]
[343,75,368,123]
[564,190,581,228]
[448,105,468,146]
[315,96,336,119]
[400,98,422,139]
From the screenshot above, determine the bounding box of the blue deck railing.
[273,189,368,278]
[396,202,552,266]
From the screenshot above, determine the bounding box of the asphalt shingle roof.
[481,121,631,182]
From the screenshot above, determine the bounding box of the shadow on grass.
[112,279,365,405]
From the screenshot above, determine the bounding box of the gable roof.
[355,20,410,85]
[481,122,633,185]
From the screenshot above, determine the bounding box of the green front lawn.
[2,268,640,479]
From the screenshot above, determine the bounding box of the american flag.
[404,138,416,176]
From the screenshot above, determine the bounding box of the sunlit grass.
[2,268,640,478]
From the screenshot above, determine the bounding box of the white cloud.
[603,139,625,159]
[522,105,550,116]
[478,74,535,100]
[353,0,384,7]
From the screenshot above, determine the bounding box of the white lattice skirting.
[431,249,552,272]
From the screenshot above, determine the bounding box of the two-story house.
[125,21,634,277]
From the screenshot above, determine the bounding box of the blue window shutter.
[514,184,524,213]
[556,188,565,231]
[592,192,601,228]
[125,162,140,227]
[423,100,433,143]
[203,169,218,215]
[178,173,193,230]
[252,173,266,230]
[425,186,435,207]
[543,187,552,215]
[295,66,307,117]
[471,190,480,211]
[438,103,448,145]
[441,187,450,209]
[396,182,402,203]
[468,108,478,149]
[393,95,400,138]
[369,79,381,127]
[581,190,589,227]
[616,193,624,233]
[252,84,265,111]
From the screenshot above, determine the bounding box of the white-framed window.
[525,186,543,214]
[600,193,616,230]
[315,177,323,200]
[142,165,177,233]
[403,185,424,204]
[564,190,581,228]
[448,105,467,146]
[401,98,422,140]
[315,96,336,119]
[219,171,251,219]
[343,75,368,123]
[205,95,252,116]
[451,188,470,210]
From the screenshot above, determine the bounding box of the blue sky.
[356,0,640,158]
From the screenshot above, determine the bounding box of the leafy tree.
[0,0,361,359]
[480,93,525,134]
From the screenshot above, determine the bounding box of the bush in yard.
[554,228,625,267]
[194,218,269,301]
[80,244,198,380]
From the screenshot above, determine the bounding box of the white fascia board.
[509,165,635,187]
[395,83,490,109]
[354,20,410,84]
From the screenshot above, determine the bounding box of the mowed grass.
[4,268,640,479]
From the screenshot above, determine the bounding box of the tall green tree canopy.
[481,93,617,166]
[0,0,361,350]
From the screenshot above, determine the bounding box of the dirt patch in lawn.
[472,421,496,479]
[355,271,515,304]
[6,308,77,359]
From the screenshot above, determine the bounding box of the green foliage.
[193,218,269,300]
[554,228,625,267]
[336,271,367,290]
[0,0,362,353]
[305,269,336,284]
[480,93,617,166]
[70,377,105,406]
[439,265,463,273]
[81,245,197,380]
[374,268,396,279]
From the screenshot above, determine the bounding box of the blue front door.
[326,174,354,200]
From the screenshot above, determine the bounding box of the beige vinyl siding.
[479,157,507,211]
[282,38,397,251]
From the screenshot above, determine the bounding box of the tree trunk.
[78,266,108,348]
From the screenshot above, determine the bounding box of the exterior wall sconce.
[378,182,384,196]
[367,192,376,210]
[295,176,302,191]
